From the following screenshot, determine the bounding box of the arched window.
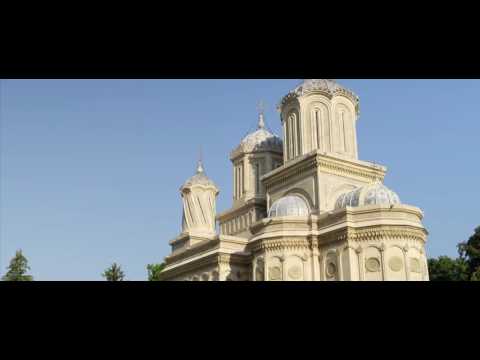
[255,162,260,194]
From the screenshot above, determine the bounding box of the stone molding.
[262,151,386,193]
[278,84,360,115]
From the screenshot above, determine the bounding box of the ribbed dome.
[240,127,283,152]
[335,182,401,209]
[181,160,218,191]
[231,113,283,158]
[294,79,340,93]
[279,79,359,113]
[268,195,310,217]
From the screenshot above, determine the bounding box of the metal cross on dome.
[257,100,266,114]
[256,100,266,129]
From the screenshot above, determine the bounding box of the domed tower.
[278,79,360,163]
[262,79,386,215]
[179,159,219,236]
[217,107,283,238]
[230,109,283,205]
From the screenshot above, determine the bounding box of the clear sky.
[1,79,479,281]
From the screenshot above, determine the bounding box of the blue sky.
[1,79,479,280]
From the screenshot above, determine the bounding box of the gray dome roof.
[268,195,310,217]
[181,161,218,191]
[230,113,283,159]
[335,182,401,209]
[240,127,282,152]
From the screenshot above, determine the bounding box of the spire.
[257,100,266,129]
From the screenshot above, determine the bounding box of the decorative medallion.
[326,262,337,277]
[366,257,381,272]
[268,266,282,281]
[288,266,302,280]
[388,257,403,272]
[410,258,421,273]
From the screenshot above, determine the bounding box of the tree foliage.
[2,250,33,281]
[458,226,480,279]
[427,256,469,281]
[147,263,165,281]
[102,263,125,281]
[428,226,480,281]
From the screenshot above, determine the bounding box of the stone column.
[356,246,364,281]
[337,249,343,281]
[311,240,320,281]
[379,243,386,281]
[403,244,410,281]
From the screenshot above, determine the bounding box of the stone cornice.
[261,151,386,191]
[166,234,250,266]
[230,145,283,162]
[262,152,318,191]
[161,251,251,280]
[165,237,220,265]
[249,237,311,252]
[169,231,217,246]
[315,153,386,182]
[278,86,360,116]
[345,225,427,243]
[217,198,267,222]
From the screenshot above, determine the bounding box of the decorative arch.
[308,101,331,153]
[332,101,355,157]
[284,108,301,161]
[283,188,314,212]
[364,246,383,281]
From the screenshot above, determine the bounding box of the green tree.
[2,250,33,281]
[458,226,480,280]
[147,263,165,281]
[102,263,125,281]
[428,256,469,281]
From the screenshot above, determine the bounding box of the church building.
[159,79,429,281]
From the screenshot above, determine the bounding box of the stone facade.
[159,80,429,281]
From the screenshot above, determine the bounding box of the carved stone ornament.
[288,266,302,280]
[326,262,337,277]
[410,258,421,273]
[365,257,381,272]
[388,256,403,272]
[269,266,282,281]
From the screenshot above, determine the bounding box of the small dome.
[335,182,401,209]
[268,195,310,217]
[240,127,283,152]
[231,113,283,159]
[181,160,218,191]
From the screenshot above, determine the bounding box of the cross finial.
[257,100,266,129]
[197,146,204,173]
[257,100,265,114]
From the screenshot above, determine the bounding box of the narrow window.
[255,162,260,194]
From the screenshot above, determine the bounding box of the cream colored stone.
[159,80,429,281]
